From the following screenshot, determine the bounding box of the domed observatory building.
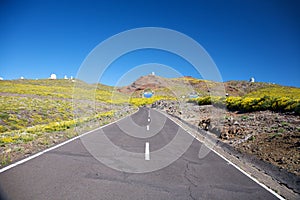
[143,88,154,98]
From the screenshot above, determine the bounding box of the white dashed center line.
[146,125,149,131]
[145,142,150,160]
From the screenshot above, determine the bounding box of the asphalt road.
[0,107,280,200]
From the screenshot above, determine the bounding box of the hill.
[118,74,300,99]
[1,76,299,136]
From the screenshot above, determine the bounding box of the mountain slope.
[118,74,300,98]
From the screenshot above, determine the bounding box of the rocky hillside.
[118,75,166,93]
[118,74,298,98]
[152,100,300,176]
[118,75,194,97]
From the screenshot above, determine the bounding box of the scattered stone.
[152,100,300,176]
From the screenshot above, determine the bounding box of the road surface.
[0,107,280,199]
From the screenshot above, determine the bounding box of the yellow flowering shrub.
[129,96,176,107]
[193,95,299,114]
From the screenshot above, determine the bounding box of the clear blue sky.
[0,0,299,87]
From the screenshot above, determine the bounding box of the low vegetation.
[188,84,300,115]
[0,79,136,167]
[129,96,176,106]
[189,96,300,114]
[0,110,115,145]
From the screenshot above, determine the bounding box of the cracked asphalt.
[0,107,279,199]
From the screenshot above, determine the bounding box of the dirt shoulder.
[152,100,300,199]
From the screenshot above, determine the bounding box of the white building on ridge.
[50,74,57,79]
[249,77,255,83]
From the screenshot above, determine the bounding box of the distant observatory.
[143,89,153,98]
[49,74,57,79]
[0,77,3,80]
[189,92,199,99]
[20,76,24,80]
[249,77,255,83]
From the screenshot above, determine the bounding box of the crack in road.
[48,150,92,158]
[183,162,197,200]
[85,172,172,194]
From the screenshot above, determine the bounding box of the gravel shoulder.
[152,100,300,199]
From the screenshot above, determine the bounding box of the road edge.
[0,108,140,174]
[153,108,297,200]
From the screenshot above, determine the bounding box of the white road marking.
[0,108,140,174]
[145,142,150,160]
[210,148,284,200]
[146,125,149,131]
[155,109,284,200]
[0,108,286,200]
[148,118,150,122]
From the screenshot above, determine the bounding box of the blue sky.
[0,0,299,87]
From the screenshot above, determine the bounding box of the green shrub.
[194,95,299,114]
